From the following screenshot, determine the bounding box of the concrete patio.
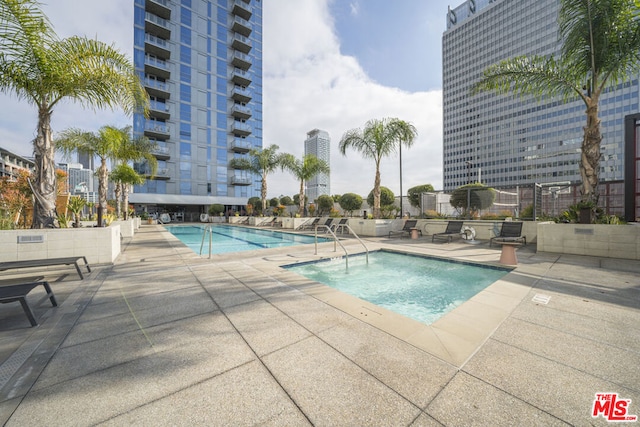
[1,224,639,426]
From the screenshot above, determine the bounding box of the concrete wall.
[537,223,640,260]
[0,225,121,265]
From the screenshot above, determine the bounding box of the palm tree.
[339,118,417,218]
[472,0,640,205]
[228,144,287,212]
[111,126,157,219]
[0,0,149,228]
[56,126,130,226]
[110,163,145,220]
[281,154,330,215]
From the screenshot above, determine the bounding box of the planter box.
[0,225,121,265]
[537,223,640,260]
[111,220,136,238]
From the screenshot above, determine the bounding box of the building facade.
[304,129,331,202]
[442,0,638,191]
[0,147,34,180]
[131,0,262,213]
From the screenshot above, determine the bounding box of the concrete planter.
[537,223,640,260]
[0,225,121,265]
[111,220,136,238]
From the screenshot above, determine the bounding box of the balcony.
[230,138,252,153]
[150,144,170,160]
[231,0,252,21]
[144,121,170,139]
[145,12,171,39]
[231,51,251,70]
[134,165,170,180]
[229,175,251,186]
[231,86,252,103]
[145,33,170,58]
[144,78,170,98]
[146,0,171,20]
[144,55,170,79]
[149,99,170,119]
[231,16,252,37]
[230,68,251,87]
[230,33,251,54]
[231,104,251,120]
[230,121,251,136]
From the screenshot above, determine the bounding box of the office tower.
[77,152,95,171]
[442,0,638,191]
[304,129,331,202]
[131,0,262,211]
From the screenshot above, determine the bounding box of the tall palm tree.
[56,126,130,226]
[339,118,417,218]
[0,0,149,228]
[228,144,287,212]
[281,154,330,215]
[110,163,145,220]
[472,0,640,204]
[111,126,157,219]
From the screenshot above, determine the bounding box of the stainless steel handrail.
[200,225,213,258]
[314,224,369,270]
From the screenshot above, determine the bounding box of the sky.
[0,0,454,199]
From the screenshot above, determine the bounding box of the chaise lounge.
[490,221,526,247]
[0,276,58,327]
[431,220,464,243]
[388,219,420,238]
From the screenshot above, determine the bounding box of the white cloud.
[349,1,360,16]
[263,0,443,198]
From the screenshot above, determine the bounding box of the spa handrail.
[200,225,213,258]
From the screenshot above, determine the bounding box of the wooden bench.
[0,256,91,280]
[0,276,58,327]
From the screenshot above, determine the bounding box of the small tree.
[339,193,363,217]
[316,194,334,216]
[450,184,496,218]
[248,197,262,215]
[269,197,280,208]
[67,196,86,228]
[367,187,395,208]
[407,184,435,208]
[208,204,224,216]
[280,195,293,206]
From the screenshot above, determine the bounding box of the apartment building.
[304,129,331,202]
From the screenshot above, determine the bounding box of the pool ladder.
[314,225,368,270]
[200,225,213,258]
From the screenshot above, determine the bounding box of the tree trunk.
[123,184,130,220]
[261,174,267,212]
[114,182,122,219]
[98,158,108,227]
[31,104,57,228]
[580,98,602,204]
[373,167,381,219]
[298,180,305,216]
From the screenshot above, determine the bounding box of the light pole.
[399,143,403,218]
[465,161,472,219]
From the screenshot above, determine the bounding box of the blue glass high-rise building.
[131,0,262,215]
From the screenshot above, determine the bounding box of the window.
[180,142,191,160]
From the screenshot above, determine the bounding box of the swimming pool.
[284,250,509,324]
[166,225,328,255]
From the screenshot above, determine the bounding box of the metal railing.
[314,224,368,271]
[200,225,213,258]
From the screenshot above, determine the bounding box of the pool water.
[166,225,327,255]
[284,251,509,325]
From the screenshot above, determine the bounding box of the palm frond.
[472,55,583,102]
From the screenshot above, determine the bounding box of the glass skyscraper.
[304,129,331,203]
[442,0,638,191]
[131,0,262,213]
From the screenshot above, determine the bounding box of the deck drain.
[0,338,43,391]
[532,294,551,304]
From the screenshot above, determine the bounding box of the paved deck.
[1,224,639,426]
